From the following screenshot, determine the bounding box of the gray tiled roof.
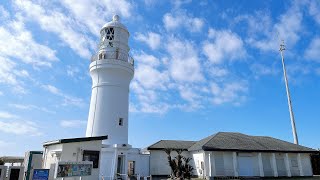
[147,140,196,150]
[188,132,317,153]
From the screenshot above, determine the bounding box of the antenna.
[279,40,299,145]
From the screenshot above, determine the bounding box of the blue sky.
[0,0,320,156]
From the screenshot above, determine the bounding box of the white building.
[148,132,316,178]
[39,15,318,180]
[42,15,149,180]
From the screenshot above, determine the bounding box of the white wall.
[43,140,102,180]
[127,148,150,176]
[192,151,204,177]
[301,153,313,176]
[261,153,273,176]
[288,153,300,176]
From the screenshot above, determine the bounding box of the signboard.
[32,169,49,180]
[55,161,93,178]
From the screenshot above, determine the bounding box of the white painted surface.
[192,151,204,177]
[284,153,292,177]
[262,153,273,176]
[271,153,278,177]
[43,140,102,180]
[258,153,264,177]
[0,166,7,180]
[288,153,299,176]
[238,153,254,176]
[223,152,234,176]
[86,16,134,146]
[276,153,286,176]
[214,151,224,176]
[232,152,238,177]
[301,153,313,176]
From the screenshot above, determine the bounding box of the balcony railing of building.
[91,51,134,66]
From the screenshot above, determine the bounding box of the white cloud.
[167,38,204,82]
[42,84,85,107]
[0,120,42,136]
[203,28,246,64]
[245,2,303,52]
[61,0,133,35]
[67,66,81,77]
[207,66,229,77]
[163,11,204,32]
[9,104,55,114]
[210,81,248,105]
[0,19,58,67]
[0,111,19,119]
[14,0,94,58]
[60,120,86,128]
[307,1,320,25]
[305,37,320,62]
[135,32,161,50]
[0,5,9,21]
[250,63,279,79]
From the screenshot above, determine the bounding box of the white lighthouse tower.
[86,15,138,179]
[86,15,134,145]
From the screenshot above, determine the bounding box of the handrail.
[91,51,134,66]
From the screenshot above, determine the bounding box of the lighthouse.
[86,15,134,146]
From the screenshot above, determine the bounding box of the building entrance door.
[9,169,20,180]
[128,161,135,176]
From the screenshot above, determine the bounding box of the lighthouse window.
[105,27,114,41]
[119,118,123,126]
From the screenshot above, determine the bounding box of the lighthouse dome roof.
[101,15,128,31]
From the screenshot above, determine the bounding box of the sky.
[0,0,320,156]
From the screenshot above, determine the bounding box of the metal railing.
[91,51,134,66]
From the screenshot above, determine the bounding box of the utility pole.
[279,40,299,144]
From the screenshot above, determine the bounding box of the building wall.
[43,141,102,180]
[43,144,62,180]
[261,153,273,176]
[192,151,204,177]
[301,153,313,176]
[288,153,300,176]
[127,148,150,176]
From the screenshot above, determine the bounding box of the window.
[83,150,100,168]
[119,118,123,126]
[105,27,114,41]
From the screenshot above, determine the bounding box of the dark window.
[83,150,100,168]
[105,27,114,41]
[9,169,20,180]
[119,118,123,126]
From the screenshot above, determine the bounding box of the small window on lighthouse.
[119,118,123,126]
[105,27,114,41]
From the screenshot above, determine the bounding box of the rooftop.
[148,132,317,153]
[43,135,108,147]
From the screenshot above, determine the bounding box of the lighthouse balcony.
[91,51,134,66]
